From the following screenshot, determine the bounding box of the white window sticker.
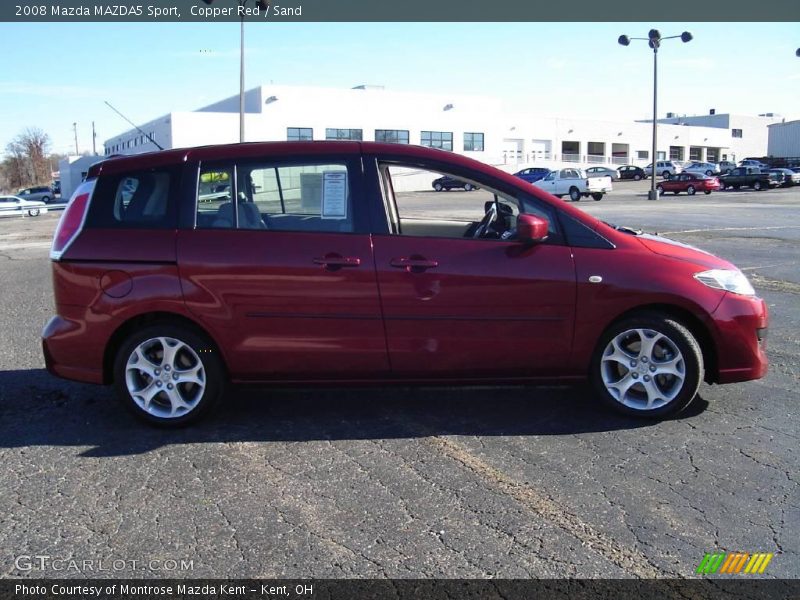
[321,171,348,219]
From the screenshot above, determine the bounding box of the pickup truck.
[532,167,612,201]
[718,167,776,191]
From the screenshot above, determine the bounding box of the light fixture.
[443,103,454,111]
[265,96,278,104]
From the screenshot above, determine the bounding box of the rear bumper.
[42,315,104,385]
[711,294,769,384]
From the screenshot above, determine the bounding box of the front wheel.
[569,187,581,202]
[591,192,603,201]
[704,190,712,195]
[662,171,671,178]
[113,324,225,426]
[42,196,51,203]
[753,181,762,191]
[634,174,642,181]
[591,313,703,418]
[433,183,443,192]
[27,208,40,217]
[656,185,664,196]
[464,183,474,192]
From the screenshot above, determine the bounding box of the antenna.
[103,101,164,151]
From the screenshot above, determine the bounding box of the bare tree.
[1,128,52,191]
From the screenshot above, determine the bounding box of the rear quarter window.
[85,166,181,229]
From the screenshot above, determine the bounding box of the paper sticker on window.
[322,171,348,219]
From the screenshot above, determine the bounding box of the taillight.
[50,180,95,261]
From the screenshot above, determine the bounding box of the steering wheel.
[472,203,498,238]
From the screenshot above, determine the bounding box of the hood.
[636,233,735,270]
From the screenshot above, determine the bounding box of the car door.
[365,158,576,378]
[177,152,389,381]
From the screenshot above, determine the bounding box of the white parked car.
[718,160,737,174]
[532,167,612,201]
[684,161,720,176]
[0,195,48,217]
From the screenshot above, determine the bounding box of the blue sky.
[1,22,798,155]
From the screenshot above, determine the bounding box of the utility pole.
[73,122,79,155]
[92,121,97,155]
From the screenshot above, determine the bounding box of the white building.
[58,155,105,200]
[102,85,781,175]
[767,120,800,158]
[654,112,784,162]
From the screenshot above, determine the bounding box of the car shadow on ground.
[0,369,709,457]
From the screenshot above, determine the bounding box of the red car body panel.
[42,141,768,391]
[660,173,721,194]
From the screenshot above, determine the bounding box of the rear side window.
[86,167,180,229]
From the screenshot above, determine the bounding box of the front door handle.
[313,254,361,270]
[390,256,439,273]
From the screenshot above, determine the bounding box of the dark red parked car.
[657,172,721,196]
[43,142,768,426]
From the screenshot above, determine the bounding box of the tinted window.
[86,167,179,229]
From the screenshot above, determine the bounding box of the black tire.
[662,170,671,178]
[569,187,581,202]
[687,185,696,196]
[113,323,225,427]
[591,192,603,201]
[705,170,712,176]
[433,183,443,192]
[656,185,664,196]
[634,174,642,181]
[27,208,40,217]
[590,312,704,419]
[42,196,51,203]
[464,183,474,192]
[753,181,762,191]
[704,190,712,195]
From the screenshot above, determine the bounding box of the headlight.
[694,269,756,296]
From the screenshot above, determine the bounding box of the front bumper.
[711,293,769,384]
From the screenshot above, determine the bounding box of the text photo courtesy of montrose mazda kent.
[42,142,768,426]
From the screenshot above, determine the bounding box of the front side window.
[376,164,559,243]
[196,161,355,234]
[464,132,484,152]
[732,129,743,138]
[287,127,313,141]
[375,129,409,144]
[420,131,453,151]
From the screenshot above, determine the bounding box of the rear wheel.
[591,313,703,418]
[634,174,642,181]
[705,170,713,176]
[464,183,474,192]
[42,196,51,203]
[656,184,664,196]
[687,185,696,196]
[591,192,603,201]
[113,324,225,427]
[753,181,762,191]
[433,183,443,192]
[662,170,671,178]
[569,187,581,202]
[27,208,40,217]
[704,190,712,195]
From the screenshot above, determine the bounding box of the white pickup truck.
[532,167,612,201]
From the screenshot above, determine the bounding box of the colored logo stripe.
[697,552,773,574]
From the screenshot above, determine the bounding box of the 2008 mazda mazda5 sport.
[42,142,768,426]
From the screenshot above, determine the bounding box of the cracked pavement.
[0,182,797,579]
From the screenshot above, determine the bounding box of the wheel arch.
[594,303,718,383]
[102,311,227,384]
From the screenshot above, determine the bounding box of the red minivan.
[43,142,768,426]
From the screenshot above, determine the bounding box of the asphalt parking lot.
[0,180,797,579]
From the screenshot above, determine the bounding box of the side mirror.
[517,214,549,243]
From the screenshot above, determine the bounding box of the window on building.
[420,131,453,151]
[656,151,666,160]
[732,129,743,138]
[287,127,313,141]
[669,146,684,161]
[637,150,649,160]
[375,129,409,144]
[587,142,605,156]
[463,132,485,152]
[325,128,363,141]
[689,147,702,161]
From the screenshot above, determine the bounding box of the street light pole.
[619,30,692,200]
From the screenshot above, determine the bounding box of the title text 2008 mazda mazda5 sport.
[42,142,768,426]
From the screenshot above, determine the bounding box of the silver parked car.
[584,166,620,180]
[0,195,48,217]
[684,161,720,176]
[718,160,737,174]
[17,185,53,204]
[644,160,683,178]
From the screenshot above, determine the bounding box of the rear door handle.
[390,256,439,273]
[313,254,361,270]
